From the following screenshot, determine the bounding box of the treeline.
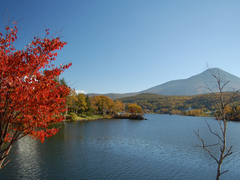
[66,90,143,116]
[66,91,240,119]
[117,93,240,118]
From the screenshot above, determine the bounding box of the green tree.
[66,90,78,112]
[59,77,67,86]
[85,95,93,115]
[76,93,87,115]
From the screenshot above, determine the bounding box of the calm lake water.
[1,114,240,179]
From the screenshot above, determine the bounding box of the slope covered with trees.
[117,93,240,116]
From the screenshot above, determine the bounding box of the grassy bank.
[66,112,112,122]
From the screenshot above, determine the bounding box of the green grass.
[66,113,107,121]
[78,114,104,119]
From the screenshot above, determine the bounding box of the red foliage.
[0,21,71,167]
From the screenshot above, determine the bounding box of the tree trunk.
[216,120,227,179]
[0,145,12,169]
[65,106,68,120]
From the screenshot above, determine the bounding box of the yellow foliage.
[127,103,143,114]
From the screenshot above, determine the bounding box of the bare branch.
[196,66,236,179]
[219,169,229,176]
[194,130,219,163]
[223,145,233,159]
[205,120,223,142]
[217,120,224,136]
[0,158,11,169]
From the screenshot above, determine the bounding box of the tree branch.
[194,129,219,163]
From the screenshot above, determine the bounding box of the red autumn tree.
[0,21,71,168]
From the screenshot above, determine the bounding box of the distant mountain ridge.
[141,68,240,96]
[88,68,240,98]
[87,92,139,99]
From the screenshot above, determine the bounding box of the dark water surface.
[1,114,240,179]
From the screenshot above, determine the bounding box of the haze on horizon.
[1,0,240,94]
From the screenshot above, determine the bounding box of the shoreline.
[65,114,112,122]
[65,114,147,122]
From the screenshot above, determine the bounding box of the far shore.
[65,113,147,122]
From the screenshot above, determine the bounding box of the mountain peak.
[141,68,240,96]
[88,68,240,98]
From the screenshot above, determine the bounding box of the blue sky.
[1,0,240,94]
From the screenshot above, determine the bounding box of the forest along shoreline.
[65,94,145,122]
[65,92,240,123]
[65,113,147,122]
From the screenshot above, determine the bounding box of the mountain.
[87,68,240,98]
[140,68,240,96]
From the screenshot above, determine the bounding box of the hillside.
[118,93,164,101]
[117,92,240,114]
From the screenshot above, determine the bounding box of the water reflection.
[1,114,240,179]
[15,137,42,179]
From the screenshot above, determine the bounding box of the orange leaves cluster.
[0,22,71,145]
[89,95,125,114]
[127,103,143,114]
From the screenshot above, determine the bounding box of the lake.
[1,114,240,179]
